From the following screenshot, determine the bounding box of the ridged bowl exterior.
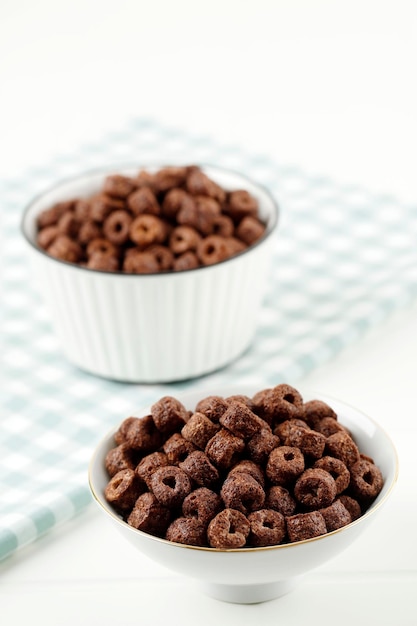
[21,166,279,382]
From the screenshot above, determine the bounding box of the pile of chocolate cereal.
[36,165,266,273]
[104,384,384,549]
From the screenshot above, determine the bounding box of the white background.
[1,0,416,202]
[1,1,416,624]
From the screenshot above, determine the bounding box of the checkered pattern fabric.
[1,118,416,561]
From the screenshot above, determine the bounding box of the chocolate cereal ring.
[162,188,195,220]
[127,186,160,216]
[154,166,189,193]
[136,451,169,488]
[266,446,305,486]
[86,237,118,259]
[181,412,219,450]
[103,210,132,245]
[87,252,119,271]
[176,198,198,230]
[73,199,92,221]
[212,214,234,237]
[105,443,137,477]
[229,460,265,487]
[123,249,159,273]
[320,499,351,531]
[247,429,280,465]
[135,169,157,190]
[294,468,337,509]
[195,395,229,423]
[151,396,189,436]
[225,395,256,411]
[147,244,174,271]
[169,225,201,254]
[90,194,124,222]
[114,415,162,453]
[314,456,350,494]
[224,236,246,255]
[235,216,265,245]
[182,487,222,526]
[274,419,309,440]
[197,235,231,266]
[193,196,222,235]
[286,426,326,460]
[37,200,73,228]
[360,452,376,464]
[303,399,337,429]
[163,433,196,465]
[129,214,168,247]
[127,492,171,537]
[205,428,245,470]
[37,225,59,250]
[207,508,250,549]
[186,168,226,203]
[47,235,82,263]
[219,401,267,440]
[248,509,286,547]
[326,431,360,468]
[286,511,327,542]
[338,495,362,521]
[77,220,102,245]
[349,459,384,502]
[220,472,265,515]
[179,451,219,487]
[265,485,296,516]
[150,466,192,508]
[316,417,348,437]
[253,384,304,426]
[166,517,207,546]
[103,174,137,199]
[104,468,143,511]
[172,251,200,271]
[174,196,199,230]
[226,189,258,221]
[57,211,80,238]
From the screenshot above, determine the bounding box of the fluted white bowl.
[88,386,398,604]
[21,165,279,382]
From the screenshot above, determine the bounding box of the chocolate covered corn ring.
[248,509,286,547]
[166,517,207,546]
[150,466,192,508]
[182,488,222,526]
[286,511,327,542]
[207,509,250,549]
[104,469,144,511]
[220,472,265,515]
[179,451,220,488]
[294,468,337,509]
[127,492,171,537]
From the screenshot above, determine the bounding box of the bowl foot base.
[199,577,301,604]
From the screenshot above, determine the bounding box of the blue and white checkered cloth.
[1,118,416,561]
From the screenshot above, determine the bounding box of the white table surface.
[1,1,416,624]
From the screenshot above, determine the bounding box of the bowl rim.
[20,162,280,278]
[88,388,399,554]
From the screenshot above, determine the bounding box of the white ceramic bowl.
[21,165,278,383]
[88,386,398,604]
